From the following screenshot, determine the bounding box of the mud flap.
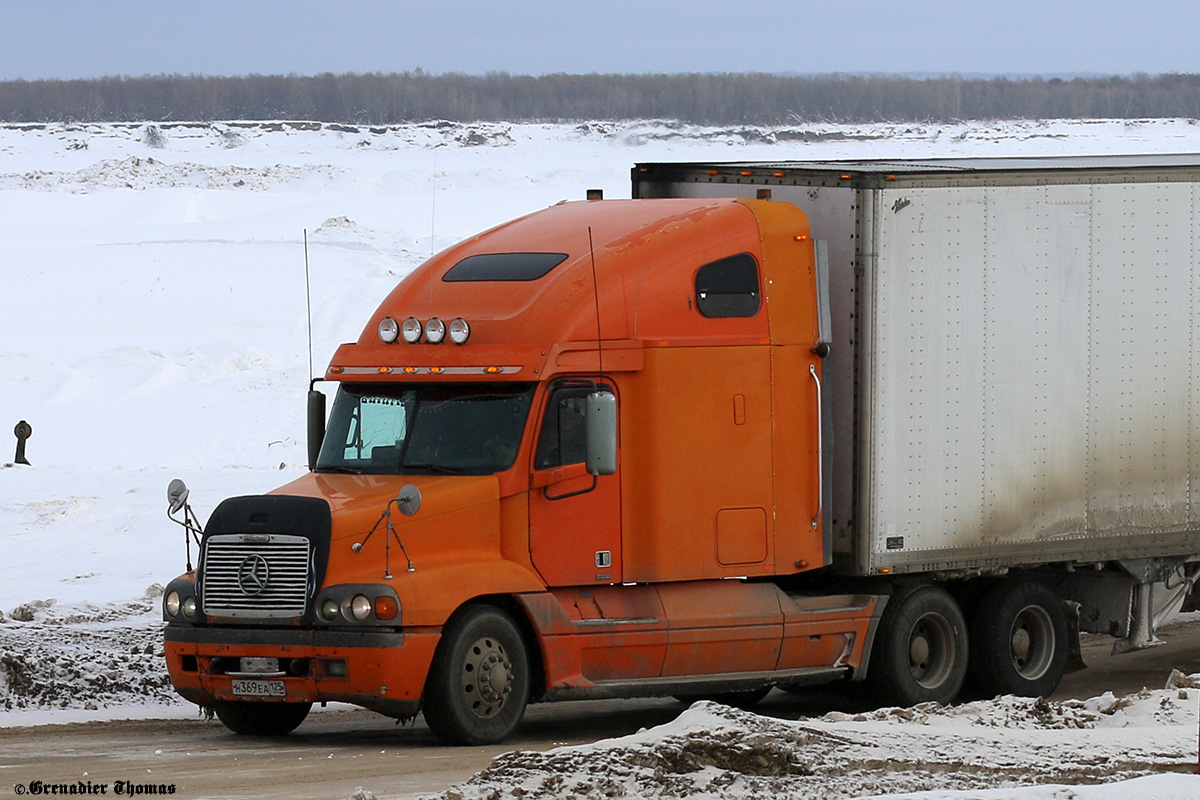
[1063,600,1087,674]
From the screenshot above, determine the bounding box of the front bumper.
[164,625,439,719]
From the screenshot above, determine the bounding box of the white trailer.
[634,156,1200,663]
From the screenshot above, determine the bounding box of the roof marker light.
[378,317,399,344]
[401,317,423,344]
[424,318,446,344]
[448,317,470,345]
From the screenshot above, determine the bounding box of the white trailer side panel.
[863,181,1200,572]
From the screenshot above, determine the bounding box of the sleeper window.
[695,253,761,318]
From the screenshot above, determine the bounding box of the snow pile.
[0,156,357,193]
[427,686,1199,800]
[0,589,179,713]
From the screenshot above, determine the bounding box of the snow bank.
[420,687,1199,800]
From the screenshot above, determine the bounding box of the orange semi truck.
[163,156,1200,745]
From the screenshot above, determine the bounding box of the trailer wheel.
[212,701,311,736]
[674,686,772,709]
[869,585,967,707]
[969,581,1067,698]
[423,605,530,746]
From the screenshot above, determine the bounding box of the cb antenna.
[304,228,314,382]
[430,150,438,259]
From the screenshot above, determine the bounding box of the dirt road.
[2,619,1198,800]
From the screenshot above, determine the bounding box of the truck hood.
[270,472,500,547]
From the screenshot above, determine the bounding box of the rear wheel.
[212,701,311,736]
[869,585,967,707]
[969,581,1067,698]
[423,605,530,746]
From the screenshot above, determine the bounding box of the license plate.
[231,679,286,698]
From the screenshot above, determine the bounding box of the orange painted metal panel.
[271,473,545,626]
[776,595,881,671]
[715,508,769,565]
[620,346,775,583]
[658,582,783,676]
[518,587,666,688]
[165,632,439,709]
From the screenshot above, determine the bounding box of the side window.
[695,253,761,318]
[535,388,592,470]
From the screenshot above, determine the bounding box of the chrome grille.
[200,534,311,619]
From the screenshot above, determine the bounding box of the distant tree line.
[3,71,1200,124]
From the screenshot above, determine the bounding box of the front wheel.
[423,605,531,746]
[212,701,311,736]
[868,585,967,707]
[969,580,1068,698]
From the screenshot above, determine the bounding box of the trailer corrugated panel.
[634,157,1200,576]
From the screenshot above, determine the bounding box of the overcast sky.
[1,1,1198,81]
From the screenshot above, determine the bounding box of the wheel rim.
[1009,604,1055,680]
[460,635,513,718]
[907,612,956,689]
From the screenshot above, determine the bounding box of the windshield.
[315,383,536,475]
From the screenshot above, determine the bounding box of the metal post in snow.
[13,420,31,465]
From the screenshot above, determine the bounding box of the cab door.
[528,380,622,585]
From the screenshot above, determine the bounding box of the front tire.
[212,701,311,735]
[869,585,967,707]
[969,580,1068,698]
[423,605,531,746]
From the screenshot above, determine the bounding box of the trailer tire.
[423,604,530,746]
[212,701,311,736]
[869,585,967,707]
[969,581,1068,698]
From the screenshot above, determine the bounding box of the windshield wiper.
[401,462,464,475]
[317,465,364,474]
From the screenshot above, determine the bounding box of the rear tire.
[423,605,530,746]
[213,701,311,736]
[969,581,1068,698]
[868,585,967,707]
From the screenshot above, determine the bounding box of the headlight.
[401,317,423,343]
[424,317,446,344]
[319,598,340,621]
[448,317,470,345]
[378,317,399,343]
[181,597,197,619]
[350,595,372,621]
[165,591,181,617]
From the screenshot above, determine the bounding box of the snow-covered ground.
[424,683,1200,800]
[2,118,1200,798]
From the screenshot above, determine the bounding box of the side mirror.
[396,484,422,516]
[167,478,190,514]
[307,389,327,470]
[584,391,617,476]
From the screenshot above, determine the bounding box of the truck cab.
[163,195,885,744]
